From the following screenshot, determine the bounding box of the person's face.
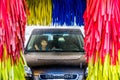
[41,40,47,47]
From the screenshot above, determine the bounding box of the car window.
[25,29,84,52]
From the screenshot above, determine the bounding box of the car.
[24,27,87,80]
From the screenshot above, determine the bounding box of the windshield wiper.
[63,49,84,52]
[51,48,63,52]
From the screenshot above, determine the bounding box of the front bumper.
[31,66,87,80]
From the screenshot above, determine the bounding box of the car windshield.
[25,28,84,52]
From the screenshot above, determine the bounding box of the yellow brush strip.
[0,44,26,80]
[87,52,120,80]
[27,0,52,25]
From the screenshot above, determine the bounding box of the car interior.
[26,33,84,52]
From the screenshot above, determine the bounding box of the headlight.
[85,67,88,78]
[24,65,33,77]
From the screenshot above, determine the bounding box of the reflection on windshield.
[26,31,84,52]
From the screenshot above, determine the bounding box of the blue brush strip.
[52,0,86,26]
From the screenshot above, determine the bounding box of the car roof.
[31,27,83,35]
[26,26,84,34]
[27,26,81,29]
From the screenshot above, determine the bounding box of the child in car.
[34,39,49,51]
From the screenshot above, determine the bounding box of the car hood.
[24,52,86,67]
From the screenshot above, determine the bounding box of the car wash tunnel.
[0,0,120,80]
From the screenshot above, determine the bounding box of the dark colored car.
[24,27,87,80]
